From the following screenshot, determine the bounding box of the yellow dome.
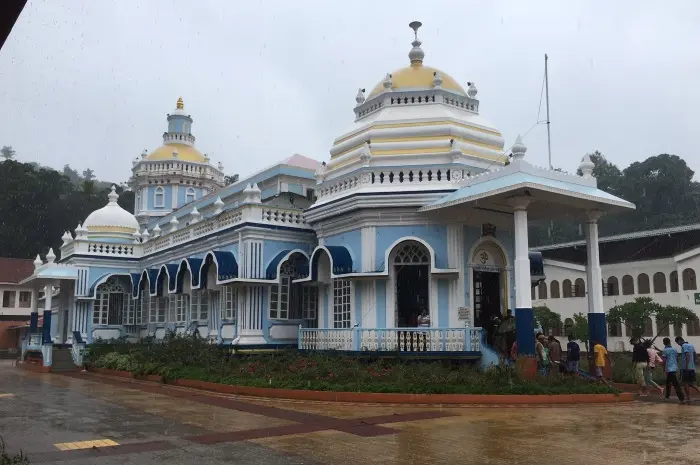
[145,143,207,162]
[368,64,464,98]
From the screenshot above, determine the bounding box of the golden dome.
[368,64,465,98]
[145,143,208,162]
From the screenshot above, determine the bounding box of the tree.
[654,305,698,342]
[62,164,80,183]
[82,168,95,181]
[224,174,240,185]
[607,297,698,343]
[533,306,563,335]
[568,312,589,351]
[0,146,15,160]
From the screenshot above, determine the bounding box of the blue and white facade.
[21,24,634,366]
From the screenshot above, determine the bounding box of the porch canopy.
[419,138,635,354]
[19,250,79,340]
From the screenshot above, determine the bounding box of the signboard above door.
[482,223,496,237]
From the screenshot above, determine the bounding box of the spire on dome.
[512,135,527,161]
[408,21,424,67]
[108,185,119,204]
[579,154,595,178]
[176,96,184,110]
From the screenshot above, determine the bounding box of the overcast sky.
[1,1,699,183]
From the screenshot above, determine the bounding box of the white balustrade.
[298,327,483,353]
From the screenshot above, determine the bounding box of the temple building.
[19,23,634,369]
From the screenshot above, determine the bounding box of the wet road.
[0,361,698,464]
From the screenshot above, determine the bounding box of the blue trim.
[147,269,159,295]
[42,310,52,344]
[310,246,354,280]
[73,331,84,344]
[200,251,239,288]
[29,312,39,333]
[265,250,309,280]
[175,258,203,292]
[515,307,535,355]
[588,312,607,349]
[130,273,141,298]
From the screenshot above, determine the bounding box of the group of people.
[632,336,698,403]
[533,333,582,375]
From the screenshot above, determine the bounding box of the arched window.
[643,317,654,337]
[622,275,634,295]
[607,276,619,296]
[394,242,430,264]
[562,279,573,298]
[564,318,574,336]
[574,278,585,297]
[538,281,548,300]
[608,321,623,337]
[550,280,560,299]
[270,254,316,321]
[670,271,679,292]
[637,273,650,294]
[653,272,666,293]
[93,277,129,326]
[656,318,670,337]
[185,187,196,204]
[686,318,700,337]
[154,186,164,208]
[682,268,697,291]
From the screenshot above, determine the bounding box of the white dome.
[83,186,139,233]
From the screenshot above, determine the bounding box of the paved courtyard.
[0,361,698,464]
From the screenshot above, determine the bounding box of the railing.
[298,327,483,353]
[316,166,468,202]
[71,342,86,367]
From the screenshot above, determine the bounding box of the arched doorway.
[470,241,507,347]
[391,241,431,328]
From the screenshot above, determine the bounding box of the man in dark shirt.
[632,339,649,396]
[566,335,580,375]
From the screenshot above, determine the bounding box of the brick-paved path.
[1,361,699,464]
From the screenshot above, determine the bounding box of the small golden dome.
[368,64,465,98]
[176,97,184,110]
[145,143,207,162]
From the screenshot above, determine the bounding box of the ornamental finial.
[408,21,424,66]
[176,96,184,110]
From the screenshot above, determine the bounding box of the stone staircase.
[51,347,77,373]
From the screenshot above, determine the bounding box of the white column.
[511,198,532,309]
[585,211,604,314]
[44,285,53,312]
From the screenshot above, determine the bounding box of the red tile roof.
[0,258,35,284]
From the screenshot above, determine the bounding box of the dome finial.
[108,185,119,204]
[512,134,527,161]
[176,96,184,110]
[408,21,424,67]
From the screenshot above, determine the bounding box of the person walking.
[548,335,562,374]
[536,333,550,376]
[644,340,664,395]
[632,339,649,396]
[675,336,699,402]
[566,335,580,375]
[661,337,685,403]
[592,340,612,386]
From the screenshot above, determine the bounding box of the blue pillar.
[42,310,52,344]
[516,307,535,355]
[588,313,607,350]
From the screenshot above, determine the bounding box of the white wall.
[539,255,700,351]
[0,285,34,316]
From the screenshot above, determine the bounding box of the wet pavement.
[0,361,699,464]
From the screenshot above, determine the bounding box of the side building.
[534,224,700,351]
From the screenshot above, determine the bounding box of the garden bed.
[82,334,625,398]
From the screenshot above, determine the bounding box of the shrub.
[86,334,618,395]
[0,438,29,465]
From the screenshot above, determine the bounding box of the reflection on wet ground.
[0,362,698,464]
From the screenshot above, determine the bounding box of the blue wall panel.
[437,279,449,327]
[375,281,386,328]
[324,229,361,271]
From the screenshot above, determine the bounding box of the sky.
[1,0,699,183]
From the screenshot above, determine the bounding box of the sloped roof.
[0,258,35,284]
[280,154,321,171]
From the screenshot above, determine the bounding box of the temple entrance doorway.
[390,241,432,329]
[470,241,508,349]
